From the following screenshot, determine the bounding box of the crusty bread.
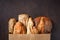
[8,18,16,34]
[27,17,39,34]
[34,17,41,26]
[18,14,29,27]
[13,22,26,34]
[34,16,52,33]
[27,17,34,34]
[37,17,45,33]
[8,14,52,34]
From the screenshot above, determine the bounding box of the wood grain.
[9,34,50,40]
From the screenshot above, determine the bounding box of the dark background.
[0,0,60,40]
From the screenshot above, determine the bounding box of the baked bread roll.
[13,22,26,34]
[18,14,29,27]
[27,17,34,34]
[34,16,52,33]
[8,18,16,34]
[26,17,38,34]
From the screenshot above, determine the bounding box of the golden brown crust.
[13,22,26,34]
[8,14,52,34]
[34,17,41,26]
[34,16,52,33]
[30,26,39,34]
[8,18,16,34]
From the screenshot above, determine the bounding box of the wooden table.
[9,34,50,40]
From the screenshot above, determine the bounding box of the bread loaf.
[13,22,26,34]
[27,17,34,34]
[34,16,52,33]
[8,14,52,34]
[8,18,16,34]
[18,14,29,27]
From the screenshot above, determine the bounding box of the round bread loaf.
[13,22,26,34]
[34,16,52,33]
